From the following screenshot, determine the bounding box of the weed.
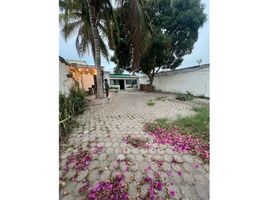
[147,99,155,106]
[146,107,209,142]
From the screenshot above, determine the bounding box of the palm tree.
[60,0,152,98]
[60,0,116,99]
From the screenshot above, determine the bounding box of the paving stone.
[181,185,199,200]
[173,155,184,163]
[89,160,100,170]
[183,162,193,173]
[131,148,139,154]
[116,154,125,161]
[88,169,100,182]
[100,160,110,169]
[127,184,137,199]
[60,91,209,200]
[106,147,114,154]
[182,173,195,184]
[139,161,150,171]
[114,147,121,154]
[65,170,76,180]
[164,154,173,162]
[61,194,75,200]
[105,142,112,147]
[136,154,144,162]
[112,142,120,148]
[140,184,150,198]
[183,154,194,164]
[99,170,110,181]
[171,163,183,172]
[196,184,209,200]
[165,148,174,155]
[77,170,88,182]
[135,171,143,182]
[162,162,171,171]
[140,148,148,155]
[125,171,134,183]
[195,174,209,186]
[98,153,107,161]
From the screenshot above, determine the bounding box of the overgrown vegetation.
[176,91,194,101]
[147,99,155,106]
[195,94,209,99]
[59,86,86,138]
[146,107,209,142]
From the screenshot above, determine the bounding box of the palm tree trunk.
[88,2,104,99]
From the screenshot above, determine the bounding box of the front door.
[119,79,125,90]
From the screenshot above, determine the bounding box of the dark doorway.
[119,79,125,90]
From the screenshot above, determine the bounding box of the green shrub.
[59,85,86,138]
[176,91,194,101]
[69,86,86,114]
[59,93,75,136]
[195,94,209,99]
[147,99,155,106]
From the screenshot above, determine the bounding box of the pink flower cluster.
[61,149,92,182]
[143,175,164,199]
[88,175,128,200]
[146,127,209,162]
[91,144,104,154]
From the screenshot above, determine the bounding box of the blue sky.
[59,0,209,72]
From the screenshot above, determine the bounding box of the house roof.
[110,74,138,78]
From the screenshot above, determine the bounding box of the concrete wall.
[81,73,94,91]
[139,65,209,97]
[59,61,74,95]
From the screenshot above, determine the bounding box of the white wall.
[59,61,74,95]
[139,65,209,97]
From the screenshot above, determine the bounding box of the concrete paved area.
[60,91,209,200]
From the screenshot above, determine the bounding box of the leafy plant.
[195,94,209,99]
[176,91,194,101]
[145,107,209,143]
[69,86,86,114]
[147,99,155,106]
[59,86,86,138]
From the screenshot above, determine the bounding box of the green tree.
[112,0,207,87]
[139,33,171,88]
[60,0,151,98]
[60,0,117,99]
[145,0,207,69]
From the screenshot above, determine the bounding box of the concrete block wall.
[139,65,209,97]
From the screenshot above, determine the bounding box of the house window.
[110,79,120,85]
[126,79,137,85]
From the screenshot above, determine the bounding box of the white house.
[59,56,74,95]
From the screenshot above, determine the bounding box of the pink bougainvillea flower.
[169,190,176,197]
[145,127,209,162]
[156,180,163,191]
[193,163,200,168]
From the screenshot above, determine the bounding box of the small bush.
[59,85,86,138]
[195,94,209,99]
[176,91,194,101]
[146,107,209,143]
[69,86,86,114]
[147,99,155,106]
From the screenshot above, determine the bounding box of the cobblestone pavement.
[60,91,209,200]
